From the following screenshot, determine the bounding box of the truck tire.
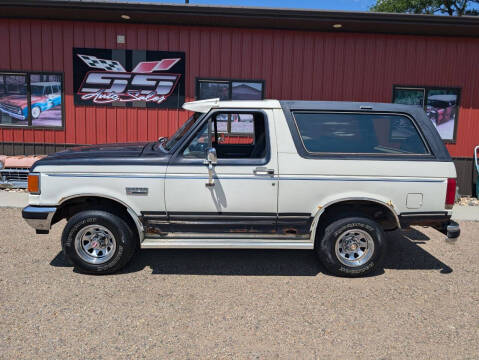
[61,210,137,274]
[316,216,386,277]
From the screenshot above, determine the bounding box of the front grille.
[0,168,29,188]
[0,103,21,114]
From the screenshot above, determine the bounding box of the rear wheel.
[61,210,137,274]
[315,216,386,277]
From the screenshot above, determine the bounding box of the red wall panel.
[0,19,478,157]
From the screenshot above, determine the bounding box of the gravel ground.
[1,208,478,359]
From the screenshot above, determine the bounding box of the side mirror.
[206,147,217,165]
[204,147,217,187]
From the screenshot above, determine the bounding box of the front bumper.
[22,205,57,234]
[0,107,26,120]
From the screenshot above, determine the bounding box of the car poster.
[30,73,63,128]
[393,86,460,141]
[0,72,63,128]
[0,73,28,126]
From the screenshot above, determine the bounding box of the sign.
[73,48,185,108]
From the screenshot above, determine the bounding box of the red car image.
[426,94,457,125]
[0,82,61,122]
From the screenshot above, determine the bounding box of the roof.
[1,0,478,37]
[427,94,457,101]
[31,82,61,86]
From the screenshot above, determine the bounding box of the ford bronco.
[22,99,460,277]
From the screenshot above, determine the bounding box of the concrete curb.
[0,191,29,209]
[1,190,478,221]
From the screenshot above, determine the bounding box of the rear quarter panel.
[273,108,456,218]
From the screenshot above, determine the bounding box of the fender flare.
[309,197,401,241]
[58,193,144,242]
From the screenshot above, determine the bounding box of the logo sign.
[73,48,185,108]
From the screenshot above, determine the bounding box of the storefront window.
[0,71,64,129]
[196,79,264,101]
[393,86,460,142]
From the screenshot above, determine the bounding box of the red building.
[0,0,478,194]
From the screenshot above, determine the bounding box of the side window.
[215,113,255,145]
[183,112,267,159]
[292,112,428,155]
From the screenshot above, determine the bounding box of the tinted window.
[293,112,428,155]
[197,79,264,100]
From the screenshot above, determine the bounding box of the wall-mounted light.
[121,14,131,20]
[332,24,343,29]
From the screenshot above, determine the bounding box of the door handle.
[253,167,274,176]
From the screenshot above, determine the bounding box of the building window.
[292,112,429,155]
[393,86,460,142]
[196,79,264,101]
[0,71,64,129]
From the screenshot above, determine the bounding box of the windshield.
[31,85,45,97]
[164,112,203,151]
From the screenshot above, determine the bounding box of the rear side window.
[292,112,429,155]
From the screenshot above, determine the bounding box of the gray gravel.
[1,207,478,359]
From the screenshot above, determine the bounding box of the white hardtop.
[182,98,282,113]
[428,94,457,102]
[31,82,61,86]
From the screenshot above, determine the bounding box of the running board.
[141,238,314,249]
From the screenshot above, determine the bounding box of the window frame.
[0,70,65,130]
[392,85,461,144]
[171,108,271,166]
[290,110,433,159]
[195,78,265,101]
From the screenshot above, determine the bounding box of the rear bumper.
[399,212,460,240]
[445,220,460,239]
[22,205,57,234]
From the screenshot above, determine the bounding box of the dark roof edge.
[1,0,478,37]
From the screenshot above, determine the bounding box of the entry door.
[164,110,278,234]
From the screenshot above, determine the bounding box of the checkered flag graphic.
[77,54,126,72]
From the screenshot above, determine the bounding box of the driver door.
[164,109,278,235]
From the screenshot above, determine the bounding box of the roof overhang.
[0,0,478,37]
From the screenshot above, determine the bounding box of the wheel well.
[52,196,140,240]
[315,200,399,238]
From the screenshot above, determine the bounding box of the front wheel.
[61,210,137,274]
[31,106,41,119]
[316,216,387,277]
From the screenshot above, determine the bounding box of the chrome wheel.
[335,229,374,267]
[31,107,41,119]
[74,224,116,264]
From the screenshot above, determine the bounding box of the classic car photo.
[0,81,61,123]
[426,94,457,125]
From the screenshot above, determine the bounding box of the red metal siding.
[0,19,478,157]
